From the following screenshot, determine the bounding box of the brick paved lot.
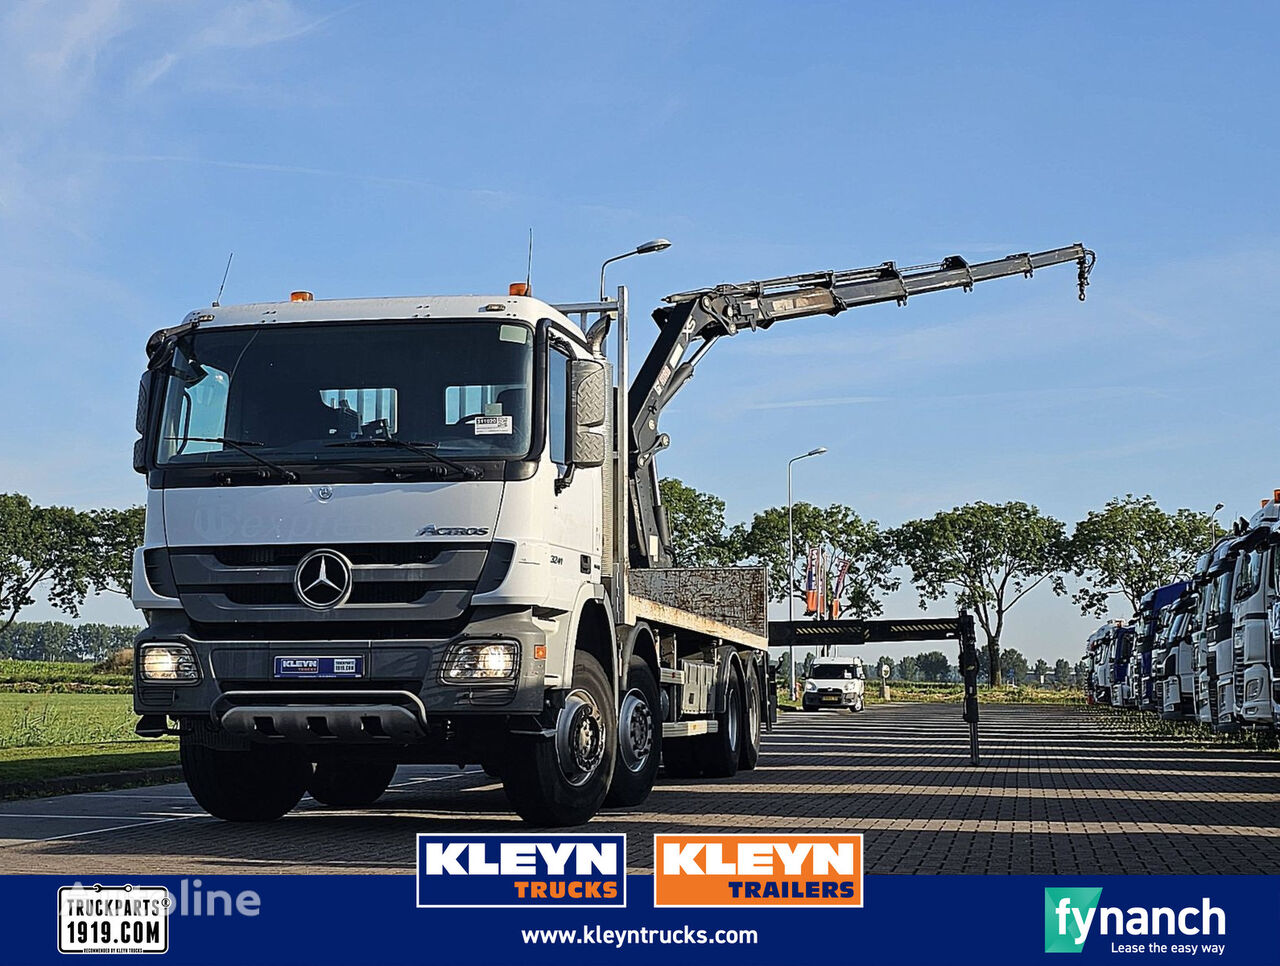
[1,702,1277,875]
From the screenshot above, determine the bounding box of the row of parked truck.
[1085,492,1280,731]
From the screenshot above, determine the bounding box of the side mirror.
[133,374,152,474]
[568,359,609,469]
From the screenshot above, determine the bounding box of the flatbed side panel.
[627,567,767,639]
[628,596,768,653]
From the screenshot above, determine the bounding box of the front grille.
[1233,638,1244,706]
[221,582,433,606]
[165,542,488,625]
[1207,651,1220,723]
[214,544,446,567]
[190,618,471,641]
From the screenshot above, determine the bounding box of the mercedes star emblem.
[293,549,353,610]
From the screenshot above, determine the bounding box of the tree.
[896,655,918,682]
[1054,658,1072,685]
[743,502,898,619]
[1001,647,1030,684]
[0,494,98,633]
[1074,658,1089,684]
[893,501,1068,686]
[916,650,950,682]
[659,478,744,567]
[1033,658,1050,683]
[1070,494,1217,617]
[88,507,145,597]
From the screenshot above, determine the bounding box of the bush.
[94,648,134,674]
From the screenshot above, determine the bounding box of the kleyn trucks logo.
[415,834,625,908]
[1044,888,1226,955]
[653,834,862,907]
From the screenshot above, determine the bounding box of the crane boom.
[626,243,1095,568]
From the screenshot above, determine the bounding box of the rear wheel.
[503,651,616,826]
[604,658,661,807]
[308,760,397,807]
[697,670,742,778]
[180,735,310,822]
[738,662,763,770]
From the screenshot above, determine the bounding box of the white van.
[802,656,866,712]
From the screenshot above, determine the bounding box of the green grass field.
[778,682,1085,710]
[0,691,177,792]
[0,692,145,747]
[0,659,131,692]
[0,742,178,788]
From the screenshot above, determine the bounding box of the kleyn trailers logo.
[654,834,863,907]
[1044,888,1226,955]
[416,834,625,908]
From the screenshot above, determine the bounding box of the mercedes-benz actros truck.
[129,243,1093,825]
[1224,493,1280,731]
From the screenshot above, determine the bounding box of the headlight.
[804,679,817,692]
[442,641,519,683]
[138,643,200,683]
[844,682,857,691]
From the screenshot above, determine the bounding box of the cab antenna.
[213,252,234,307]
[525,229,533,295]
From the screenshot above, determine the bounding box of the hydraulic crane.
[627,243,1095,569]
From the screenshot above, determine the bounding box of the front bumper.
[803,689,857,709]
[133,607,549,741]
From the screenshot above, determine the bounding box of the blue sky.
[2,1,1277,662]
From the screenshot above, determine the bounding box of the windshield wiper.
[326,438,480,479]
[166,436,299,483]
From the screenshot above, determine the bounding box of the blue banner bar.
[9,874,1277,965]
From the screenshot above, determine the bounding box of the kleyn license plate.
[274,656,364,679]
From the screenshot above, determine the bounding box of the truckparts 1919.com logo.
[654,834,862,907]
[415,834,625,908]
[1044,888,1226,954]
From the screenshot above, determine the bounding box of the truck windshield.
[154,320,534,465]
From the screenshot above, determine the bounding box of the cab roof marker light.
[291,291,314,302]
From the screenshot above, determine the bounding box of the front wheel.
[503,651,617,826]
[604,658,661,807]
[180,735,310,822]
[308,760,398,807]
[851,692,864,713]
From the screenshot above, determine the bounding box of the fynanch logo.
[1044,888,1226,954]
[1045,888,1103,953]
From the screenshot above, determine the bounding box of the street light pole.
[1209,502,1224,546]
[787,446,827,700]
[599,238,672,301]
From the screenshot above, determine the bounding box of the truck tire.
[697,670,742,778]
[180,735,309,822]
[503,651,617,827]
[738,662,763,771]
[308,761,397,807]
[604,657,661,807]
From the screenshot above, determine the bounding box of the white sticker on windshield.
[474,415,513,435]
